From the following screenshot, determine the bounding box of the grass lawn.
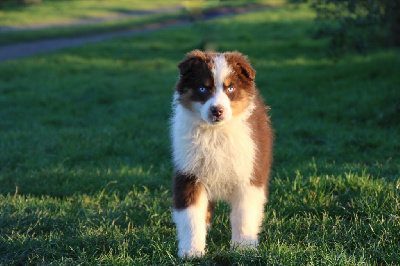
[0,0,185,26]
[1,3,399,264]
[0,11,184,45]
[0,0,284,45]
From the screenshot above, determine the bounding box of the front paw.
[178,248,205,258]
[232,236,258,250]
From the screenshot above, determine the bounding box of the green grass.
[0,0,185,26]
[0,0,284,45]
[0,11,184,45]
[0,0,185,45]
[0,0,281,26]
[1,3,399,264]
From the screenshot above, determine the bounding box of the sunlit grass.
[0,0,285,45]
[0,0,285,27]
[0,12,185,45]
[0,0,184,26]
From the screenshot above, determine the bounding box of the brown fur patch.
[175,50,216,109]
[247,93,274,196]
[173,172,216,227]
[173,172,203,209]
[230,89,251,116]
[206,201,216,227]
[223,77,232,87]
[223,52,256,117]
[177,88,194,111]
[224,51,256,83]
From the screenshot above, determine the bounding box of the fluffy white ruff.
[172,187,208,258]
[171,93,256,202]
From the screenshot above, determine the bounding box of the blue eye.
[199,87,206,93]
[227,87,235,92]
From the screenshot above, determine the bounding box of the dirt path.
[0,4,277,62]
[0,19,190,62]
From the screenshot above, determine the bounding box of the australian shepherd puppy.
[171,50,273,258]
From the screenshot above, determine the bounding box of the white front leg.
[230,185,266,248]
[172,189,208,258]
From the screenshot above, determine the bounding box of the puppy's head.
[175,50,256,125]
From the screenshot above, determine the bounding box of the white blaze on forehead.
[212,54,231,92]
[209,54,233,119]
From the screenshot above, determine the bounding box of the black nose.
[211,105,224,117]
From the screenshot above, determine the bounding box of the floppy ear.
[225,51,256,81]
[178,50,207,77]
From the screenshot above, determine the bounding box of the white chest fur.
[171,102,256,201]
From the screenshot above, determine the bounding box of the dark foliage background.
[309,0,400,55]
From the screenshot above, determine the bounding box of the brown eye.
[227,87,235,93]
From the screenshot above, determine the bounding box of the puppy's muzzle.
[211,105,224,117]
[210,105,224,122]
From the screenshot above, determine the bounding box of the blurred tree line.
[307,0,400,54]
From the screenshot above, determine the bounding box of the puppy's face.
[175,50,256,125]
